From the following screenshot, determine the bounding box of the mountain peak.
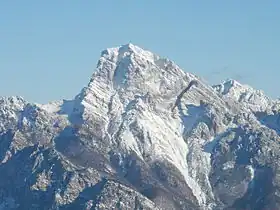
[100,43,157,65]
[213,78,273,112]
[86,44,187,92]
[74,44,193,122]
[111,43,146,53]
[2,43,280,209]
[213,78,249,95]
[223,78,242,87]
[119,43,142,52]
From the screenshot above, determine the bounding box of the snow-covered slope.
[1,44,280,210]
[213,79,274,112]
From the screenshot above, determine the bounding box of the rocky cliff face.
[1,44,280,210]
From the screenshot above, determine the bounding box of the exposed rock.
[0,44,280,209]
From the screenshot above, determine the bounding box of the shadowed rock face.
[1,44,280,209]
[171,80,199,112]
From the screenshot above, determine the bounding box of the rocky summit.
[1,43,280,210]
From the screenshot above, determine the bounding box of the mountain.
[1,43,280,210]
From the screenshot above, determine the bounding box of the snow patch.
[222,161,235,170]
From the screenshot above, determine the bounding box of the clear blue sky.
[1,1,280,103]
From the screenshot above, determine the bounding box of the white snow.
[36,101,62,113]
[222,161,235,170]
[247,165,255,180]
[0,43,277,210]
[213,79,273,112]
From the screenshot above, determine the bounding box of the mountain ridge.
[0,44,280,209]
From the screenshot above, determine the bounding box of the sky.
[1,1,280,103]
